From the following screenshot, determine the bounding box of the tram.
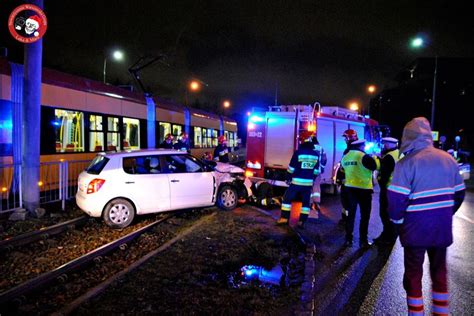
[0,58,238,195]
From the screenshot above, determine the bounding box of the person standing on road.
[174,132,191,153]
[374,137,400,245]
[277,131,320,228]
[388,117,465,316]
[338,129,359,226]
[159,133,174,149]
[310,136,327,215]
[214,136,230,163]
[341,139,377,247]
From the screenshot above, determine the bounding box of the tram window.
[212,129,218,147]
[54,109,84,153]
[172,124,182,138]
[201,128,208,148]
[89,115,104,152]
[227,131,235,147]
[159,122,171,144]
[0,100,13,157]
[107,117,120,151]
[194,127,202,148]
[123,117,140,149]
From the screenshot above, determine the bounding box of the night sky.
[1,0,474,113]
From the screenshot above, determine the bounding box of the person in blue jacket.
[388,117,465,315]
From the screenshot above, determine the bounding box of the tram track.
[0,216,89,253]
[0,208,215,315]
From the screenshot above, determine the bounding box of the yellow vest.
[384,149,400,186]
[341,150,373,189]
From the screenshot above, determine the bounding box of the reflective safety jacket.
[388,117,465,247]
[341,149,377,190]
[287,142,320,186]
[378,148,400,188]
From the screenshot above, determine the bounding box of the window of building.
[107,117,120,151]
[54,109,84,153]
[194,126,202,148]
[89,115,104,152]
[123,117,140,149]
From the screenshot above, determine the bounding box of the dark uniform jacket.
[287,142,320,186]
[159,141,174,149]
[174,140,190,152]
[213,144,229,163]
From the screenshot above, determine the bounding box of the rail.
[0,159,91,214]
[0,214,173,306]
[0,216,89,252]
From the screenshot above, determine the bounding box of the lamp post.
[103,50,124,83]
[410,37,437,128]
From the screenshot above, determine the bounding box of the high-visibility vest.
[384,148,400,186]
[341,150,373,189]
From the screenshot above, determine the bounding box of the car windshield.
[86,155,109,175]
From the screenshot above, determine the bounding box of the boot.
[276,218,289,225]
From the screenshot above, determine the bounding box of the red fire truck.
[245,103,381,196]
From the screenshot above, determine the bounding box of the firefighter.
[341,138,377,247]
[310,136,327,215]
[159,133,174,149]
[174,132,191,153]
[388,117,465,315]
[374,137,400,245]
[277,130,320,228]
[213,136,230,163]
[338,129,359,226]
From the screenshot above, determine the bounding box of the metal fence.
[0,160,90,214]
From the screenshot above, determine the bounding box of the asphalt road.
[265,186,474,314]
[357,189,474,315]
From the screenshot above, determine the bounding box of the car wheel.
[103,198,135,228]
[217,185,238,211]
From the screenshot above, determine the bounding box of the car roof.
[99,149,187,158]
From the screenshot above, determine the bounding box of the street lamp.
[367,85,376,94]
[410,36,437,129]
[223,100,231,108]
[349,102,359,112]
[103,49,124,83]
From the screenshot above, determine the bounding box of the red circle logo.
[8,4,48,43]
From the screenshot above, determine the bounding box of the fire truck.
[245,103,381,197]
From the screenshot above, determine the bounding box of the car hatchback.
[76,149,242,228]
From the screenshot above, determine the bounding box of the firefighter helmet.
[218,135,227,144]
[342,129,358,143]
[299,130,315,143]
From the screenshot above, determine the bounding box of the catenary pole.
[22,0,43,213]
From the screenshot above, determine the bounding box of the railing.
[0,160,90,214]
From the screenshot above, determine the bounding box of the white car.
[76,149,251,228]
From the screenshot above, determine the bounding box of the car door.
[120,155,170,214]
[163,154,215,209]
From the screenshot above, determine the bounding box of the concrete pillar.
[22,0,43,213]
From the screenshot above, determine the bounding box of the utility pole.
[22,0,43,213]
